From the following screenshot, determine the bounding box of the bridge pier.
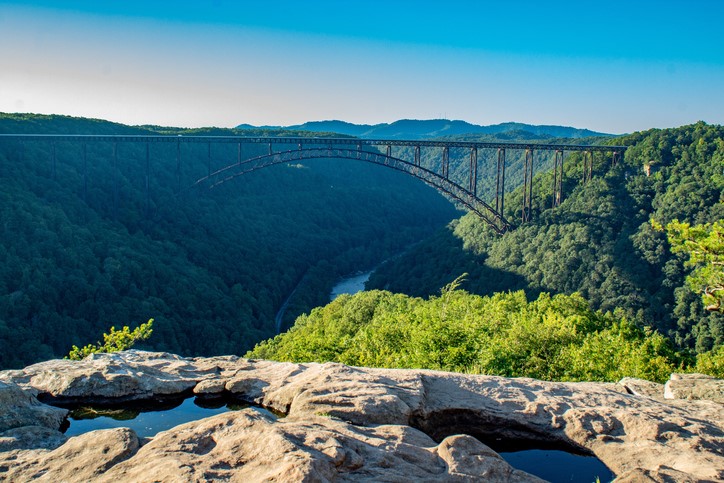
[145,142,150,218]
[207,142,212,177]
[113,142,119,220]
[442,146,450,179]
[83,143,88,204]
[414,145,421,167]
[175,139,181,194]
[582,151,593,183]
[522,149,534,222]
[469,147,478,196]
[51,141,57,180]
[386,145,391,165]
[496,148,506,214]
[612,150,621,168]
[552,150,564,208]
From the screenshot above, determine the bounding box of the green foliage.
[248,289,682,383]
[662,219,724,313]
[68,319,154,360]
[695,346,724,378]
[369,122,724,353]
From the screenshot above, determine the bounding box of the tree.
[662,219,724,313]
[67,319,154,360]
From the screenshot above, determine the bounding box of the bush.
[67,319,154,360]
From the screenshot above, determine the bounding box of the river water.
[329,270,373,301]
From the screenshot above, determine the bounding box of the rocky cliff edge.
[0,350,722,482]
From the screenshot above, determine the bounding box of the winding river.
[329,270,373,301]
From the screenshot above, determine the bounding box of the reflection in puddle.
[499,449,615,483]
[54,396,615,482]
[56,395,276,439]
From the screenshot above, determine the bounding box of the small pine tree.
[67,319,154,360]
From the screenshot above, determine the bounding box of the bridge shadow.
[367,222,532,299]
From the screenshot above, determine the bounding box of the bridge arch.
[191,147,511,234]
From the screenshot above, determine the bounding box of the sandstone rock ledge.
[0,350,721,482]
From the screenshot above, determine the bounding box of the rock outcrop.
[1,350,722,482]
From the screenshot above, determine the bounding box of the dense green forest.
[369,122,724,354]
[248,287,697,383]
[0,113,458,368]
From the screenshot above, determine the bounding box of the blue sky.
[1,1,723,133]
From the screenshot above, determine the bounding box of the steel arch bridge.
[0,134,627,234]
[193,146,512,233]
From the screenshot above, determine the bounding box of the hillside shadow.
[367,223,531,299]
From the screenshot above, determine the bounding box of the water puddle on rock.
[53,394,278,439]
[498,448,615,483]
[51,396,615,482]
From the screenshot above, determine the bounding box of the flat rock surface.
[1,350,722,482]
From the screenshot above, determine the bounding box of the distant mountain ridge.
[236,119,611,140]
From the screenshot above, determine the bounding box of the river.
[329,270,373,301]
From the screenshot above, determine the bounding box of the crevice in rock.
[409,407,592,455]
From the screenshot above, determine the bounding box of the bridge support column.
[414,145,421,167]
[496,148,506,214]
[522,149,534,223]
[207,142,212,177]
[582,151,593,183]
[238,143,241,166]
[145,142,150,219]
[268,142,272,156]
[552,150,564,208]
[51,141,57,180]
[113,142,119,220]
[175,140,181,194]
[469,147,478,196]
[83,143,88,204]
[612,150,621,168]
[442,146,449,179]
[386,145,391,165]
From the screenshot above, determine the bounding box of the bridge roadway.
[0,133,625,153]
[0,134,628,234]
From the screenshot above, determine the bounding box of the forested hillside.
[248,288,686,383]
[368,122,724,353]
[0,113,458,368]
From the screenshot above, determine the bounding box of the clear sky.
[1,0,723,133]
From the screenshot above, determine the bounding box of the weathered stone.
[1,351,723,482]
[193,378,227,394]
[664,373,724,403]
[0,351,246,400]
[0,426,67,452]
[0,427,139,482]
[95,410,541,482]
[0,381,67,432]
[618,377,666,400]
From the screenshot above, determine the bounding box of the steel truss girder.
[0,134,626,154]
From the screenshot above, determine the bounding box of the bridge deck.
[0,134,626,152]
